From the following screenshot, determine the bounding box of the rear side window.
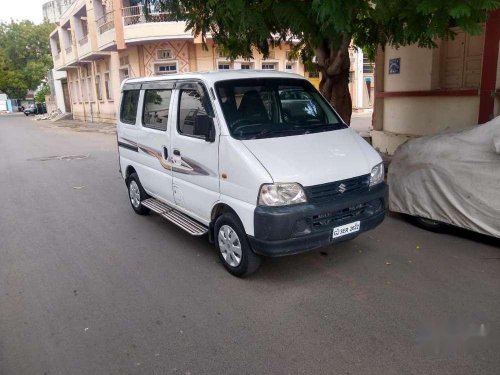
[120,90,140,125]
[142,89,172,131]
[178,88,210,137]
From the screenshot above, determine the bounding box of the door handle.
[163,147,168,159]
[173,149,181,156]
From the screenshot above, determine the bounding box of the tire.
[126,173,150,215]
[25,113,29,116]
[215,212,262,277]
[413,216,445,232]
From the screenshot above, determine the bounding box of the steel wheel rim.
[419,217,440,226]
[218,225,242,267]
[129,180,141,208]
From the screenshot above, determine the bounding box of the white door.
[170,82,220,222]
[135,82,175,203]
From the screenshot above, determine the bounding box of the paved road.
[1,114,499,375]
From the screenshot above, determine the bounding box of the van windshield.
[214,78,346,140]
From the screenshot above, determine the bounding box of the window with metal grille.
[218,63,231,70]
[261,63,276,70]
[104,72,112,100]
[363,56,374,73]
[155,62,177,75]
[95,74,102,101]
[157,49,172,60]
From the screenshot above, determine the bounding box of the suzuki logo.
[338,183,347,193]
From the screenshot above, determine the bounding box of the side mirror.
[194,114,216,142]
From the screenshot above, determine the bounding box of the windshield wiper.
[251,127,307,139]
[301,123,347,133]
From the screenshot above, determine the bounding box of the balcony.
[97,10,116,50]
[53,51,65,70]
[77,34,92,57]
[64,45,77,65]
[122,5,190,44]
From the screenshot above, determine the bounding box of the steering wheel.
[231,117,267,133]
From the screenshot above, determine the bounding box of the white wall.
[52,69,67,113]
[384,44,438,92]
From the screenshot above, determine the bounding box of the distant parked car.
[388,116,500,238]
[24,103,47,116]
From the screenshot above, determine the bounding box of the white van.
[117,71,386,277]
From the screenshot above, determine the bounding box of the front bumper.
[248,183,387,257]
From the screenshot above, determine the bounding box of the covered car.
[388,116,500,238]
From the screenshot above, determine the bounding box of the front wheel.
[126,173,150,215]
[215,213,261,277]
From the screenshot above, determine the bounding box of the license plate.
[332,221,360,239]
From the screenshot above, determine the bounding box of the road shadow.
[395,212,500,249]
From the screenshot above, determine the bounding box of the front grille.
[311,198,383,231]
[304,174,370,204]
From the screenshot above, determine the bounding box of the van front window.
[215,78,346,140]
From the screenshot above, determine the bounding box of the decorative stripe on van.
[120,137,215,176]
[118,141,139,152]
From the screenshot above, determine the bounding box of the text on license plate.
[332,221,360,239]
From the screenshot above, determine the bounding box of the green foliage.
[149,0,498,63]
[35,84,51,103]
[149,0,498,121]
[0,20,54,99]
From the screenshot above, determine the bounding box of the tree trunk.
[315,36,353,124]
[319,70,352,124]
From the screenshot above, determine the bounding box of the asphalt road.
[1,114,499,375]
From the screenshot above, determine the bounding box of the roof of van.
[122,70,306,88]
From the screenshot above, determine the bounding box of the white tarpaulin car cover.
[388,116,500,238]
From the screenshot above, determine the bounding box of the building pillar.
[113,0,126,50]
[356,48,364,108]
[372,46,385,131]
[478,9,500,124]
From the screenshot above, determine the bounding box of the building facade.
[43,0,76,23]
[49,0,371,123]
[372,10,500,154]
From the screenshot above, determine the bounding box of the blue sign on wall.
[389,58,401,74]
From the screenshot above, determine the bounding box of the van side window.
[120,90,140,125]
[178,89,210,137]
[142,89,172,131]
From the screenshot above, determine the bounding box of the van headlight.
[258,183,307,206]
[369,163,384,186]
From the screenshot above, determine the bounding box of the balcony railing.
[97,10,115,34]
[65,46,73,54]
[78,34,89,46]
[122,5,176,26]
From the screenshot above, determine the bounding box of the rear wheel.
[414,216,445,232]
[215,213,261,277]
[126,173,150,215]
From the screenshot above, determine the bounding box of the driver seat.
[237,90,269,122]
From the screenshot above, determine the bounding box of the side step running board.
[141,198,208,236]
